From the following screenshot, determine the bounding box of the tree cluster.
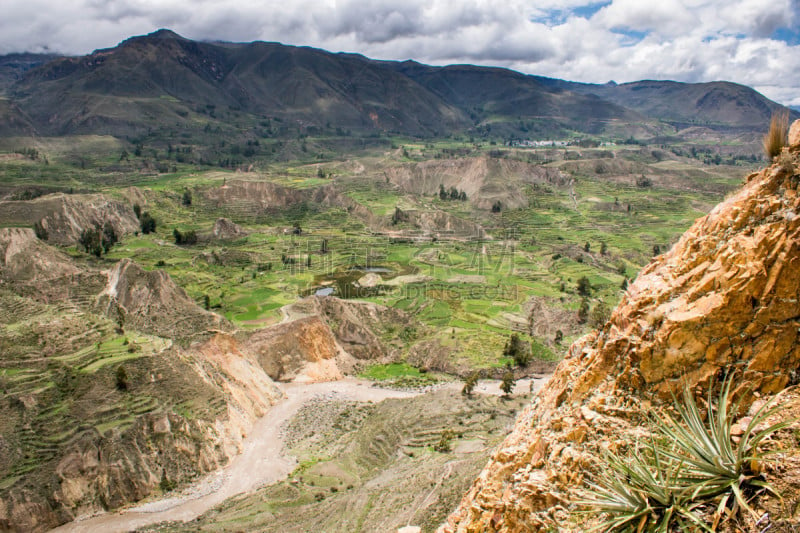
[173,228,198,245]
[79,222,118,257]
[438,184,468,202]
[503,333,531,367]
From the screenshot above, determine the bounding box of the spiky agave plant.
[579,438,709,532]
[580,376,792,531]
[657,376,792,521]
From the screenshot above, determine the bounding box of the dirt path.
[50,376,548,533]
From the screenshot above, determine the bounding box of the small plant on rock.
[763,111,789,159]
[580,375,792,532]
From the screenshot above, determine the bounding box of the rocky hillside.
[0,193,139,246]
[242,296,416,383]
[0,227,80,282]
[384,156,568,211]
[96,258,230,339]
[443,121,800,531]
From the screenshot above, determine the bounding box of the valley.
[0,29,797,533]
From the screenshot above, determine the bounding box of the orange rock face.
[442,121,800,532]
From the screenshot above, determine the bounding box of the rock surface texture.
[442,122,800,531]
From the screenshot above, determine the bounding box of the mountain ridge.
[1,29,795,140]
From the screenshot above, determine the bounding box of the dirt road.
[50,376,547,532]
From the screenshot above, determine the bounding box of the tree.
[439,184,447,201]
[173,228,197,245]
[101,222,117,254]
[584,242,591,252]
[320,239,329,254]
[133,203,142,219]
[554,330,563,344]
[500,369,515,397]
[600,242,608,255]
[115,365,129,391]
[79,227,102,257]
[182,189,192,206]
[491,201,502,213]
[503,333,531,367]
[576,276,592,297]
[462,372,479,397]
[653,244,661,256]
[577,298,590,324]
[391,206,404,225]
[140,212,156,234]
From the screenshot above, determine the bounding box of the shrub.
[434,429,455,452]
[589,302,611,328]
[115,365,129,391]
[577,298,590,324]
[763,110,789,159]
[462,371,479,397]
[500,370,515,397]
[140,212,156,234]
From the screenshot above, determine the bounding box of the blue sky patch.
[771,27,800,46]
[572,1,612,19]
[531,1,612,26]
[612,28,648,46]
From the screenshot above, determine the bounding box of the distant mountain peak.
[145,28,186,40]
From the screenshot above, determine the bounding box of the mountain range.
[0,29,796,140]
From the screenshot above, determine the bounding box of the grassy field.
[0,136,753,374]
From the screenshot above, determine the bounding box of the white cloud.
[0,0,797,105]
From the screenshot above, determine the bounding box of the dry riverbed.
[50,376,547,533]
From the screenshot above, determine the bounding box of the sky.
[1,0,799,106]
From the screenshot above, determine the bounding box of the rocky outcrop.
[0,227,79,282]
[0,193,139,245]
[200,180,378,228]
[404,210,485,239]
[443,123,800,531]
[243,316,349,382]
[285,295,413,361]
[212,217,247,240]
[240,296,415,383]
[96,258,230,338]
